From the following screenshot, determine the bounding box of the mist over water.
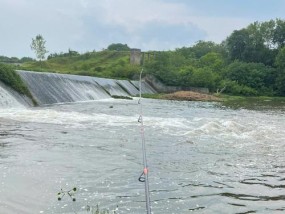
[0,98,284,213]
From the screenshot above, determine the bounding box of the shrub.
[0,63,35,103]
[220,79,258,96]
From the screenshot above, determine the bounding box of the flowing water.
[17,71,156,105]
[0,98,284,214]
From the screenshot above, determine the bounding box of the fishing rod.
[138,68,152,214]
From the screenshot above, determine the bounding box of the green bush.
[107,43,130,51]
[220,79,258,96]
[0,63,35,103]
[190,68,218,91]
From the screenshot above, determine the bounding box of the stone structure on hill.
[130,49,141,65]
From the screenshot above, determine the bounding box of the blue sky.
[1,0,285,58]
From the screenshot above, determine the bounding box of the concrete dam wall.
[16,70,156,106]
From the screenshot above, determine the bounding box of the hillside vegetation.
[0,63,35,103]
[21,50,141,80]
[15,19,285,97]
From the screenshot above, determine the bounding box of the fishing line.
[138,68,152,214]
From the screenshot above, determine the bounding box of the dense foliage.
[143,19,285,96]
[107,43,130,51]
[48,49,80,59]
[0,55,34,63]
[18,19,285,96]
[0,63,33,99]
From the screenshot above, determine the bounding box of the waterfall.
[17,70,156,105]
[17,71,111,105]
[0,82,25,108]
[131,81,157,94]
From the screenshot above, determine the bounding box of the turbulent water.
[0,98,284,214]
[0,82,28,108]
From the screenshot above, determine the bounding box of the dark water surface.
[0,99,284,214]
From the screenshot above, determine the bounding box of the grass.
[218,94,285,102]
[20,50,141,80]
[141,93,164,99]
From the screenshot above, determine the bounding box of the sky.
[1,0,285,58]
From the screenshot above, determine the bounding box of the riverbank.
[142,91,220,101]
[142,91,285,104]
[162,91,221,101]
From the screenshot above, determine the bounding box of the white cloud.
[187,16,253,42]
[0,0,206,56]
[92,0,190,29]
[0,0,278,57]
[68,0,206,50]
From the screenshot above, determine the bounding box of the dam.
[15,70,156,106]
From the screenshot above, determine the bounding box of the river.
[0,98,284,214]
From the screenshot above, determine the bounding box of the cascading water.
[17,71,111,105]
[17,70,156,105]
[0,82,26,108]
[131,80,157,94]
[116,80,140,96]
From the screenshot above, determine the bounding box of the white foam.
[0,84,24,109]
[181,116,285,144]
[0,108,137,128]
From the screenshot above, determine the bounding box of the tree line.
[0,56,34,64]
[143,19,285,96]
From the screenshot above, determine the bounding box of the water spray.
[138,68,152,214]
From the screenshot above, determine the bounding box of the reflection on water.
[0,99,284,213]
[218,97,285,112]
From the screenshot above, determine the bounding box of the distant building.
[130,49,141,65]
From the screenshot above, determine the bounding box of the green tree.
[178,41,225,59]
[107,43,130,51]
[259,20,276,48]
[176,65,196,87]
[20,57,35,63]
[273,19,285,49]
[30,34,48,61]
[226,29,251,61]
[199,52,225,72]
[192,68,216,90]
[275,47,285,69]
[275,70,285,95]
[274,47,285,95]
[226,26,276,66]
[225,61,275,95]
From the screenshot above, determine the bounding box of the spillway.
[0,82,28,108]
[16,70,156,105]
